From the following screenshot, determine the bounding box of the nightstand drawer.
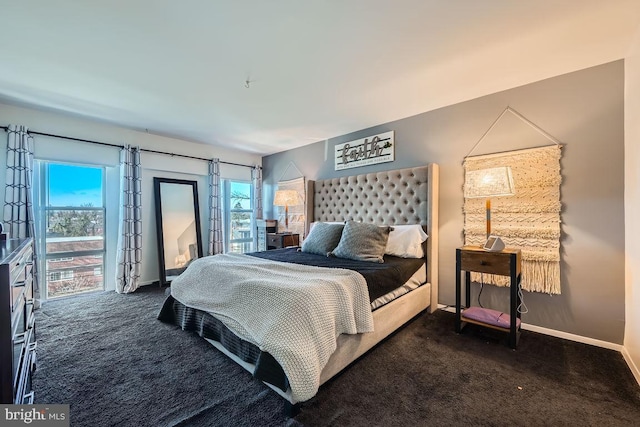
[459,246,520,276]
[267,235,282,248]
[266,233,300,250]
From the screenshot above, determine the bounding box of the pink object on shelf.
[462,306,521,329]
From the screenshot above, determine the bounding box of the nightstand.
[455,246,522,349]
[267,233,299,250]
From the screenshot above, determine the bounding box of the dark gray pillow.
[301,222,345,256]
[330,221,392,263]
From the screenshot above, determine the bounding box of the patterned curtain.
[4,125,40,305]
[252,165,263,220]
[208,158,223,256]
[251,165,263,250]
[116,145,142,293]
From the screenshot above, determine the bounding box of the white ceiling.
[1,1,639,155]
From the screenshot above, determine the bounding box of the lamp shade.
[175,254,187,267]
[464,166,515,198]
[273,190,301,207]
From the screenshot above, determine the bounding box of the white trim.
[521,323,622,351]
[440,305,623,350]
[622,347,640,386]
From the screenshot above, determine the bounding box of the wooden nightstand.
[455,245,522,349]
[267,233,299,250]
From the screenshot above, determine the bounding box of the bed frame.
[206,164,439,410]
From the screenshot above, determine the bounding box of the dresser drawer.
[10,293,25,340]
[10,258,31,316]
[15,338,36,405]
[9,245,32,287]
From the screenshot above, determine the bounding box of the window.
[38,162,106,299]
[222,180,254,253]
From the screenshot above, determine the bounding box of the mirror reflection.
[153,178,203,284]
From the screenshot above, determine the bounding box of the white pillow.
[385,224,428,258]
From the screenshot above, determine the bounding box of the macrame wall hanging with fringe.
[463,107,563,294]
[276,175,306,239]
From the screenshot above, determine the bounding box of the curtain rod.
[1,125,259,169]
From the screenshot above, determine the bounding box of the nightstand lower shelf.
[460,306,522,333]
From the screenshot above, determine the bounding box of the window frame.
[222,179,255,253]
[36,161,107,299]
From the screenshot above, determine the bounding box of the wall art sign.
[334,131,394,170]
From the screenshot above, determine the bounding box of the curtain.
[251,165,263,250]
[252,165,263,220]
[4,125,40,306]
[463,145,562,294]
[208,158,223,256]
[116,145,142,293]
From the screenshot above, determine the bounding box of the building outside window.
[49,270,74,282]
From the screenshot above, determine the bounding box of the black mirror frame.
[153,177,204,285]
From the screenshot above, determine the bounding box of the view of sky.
[229,181,252,210]
[48,163,103,207]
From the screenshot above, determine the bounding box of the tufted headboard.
[305,164,439,311]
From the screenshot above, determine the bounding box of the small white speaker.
[482,235,505,252]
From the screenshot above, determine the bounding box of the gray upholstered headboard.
[305,164,440,312]
[309,166,430,226]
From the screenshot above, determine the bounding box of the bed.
[158,164,439,412]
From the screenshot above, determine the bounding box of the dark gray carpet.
[33,286,640,426]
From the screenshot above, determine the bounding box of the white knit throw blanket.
[170,253,374,402]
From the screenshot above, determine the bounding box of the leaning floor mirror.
[153,177,204,285]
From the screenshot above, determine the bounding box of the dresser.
[0,238,36,404]
[256,219,278,252]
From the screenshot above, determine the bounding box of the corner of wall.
[622,346,640,386]
[623,23,640,382]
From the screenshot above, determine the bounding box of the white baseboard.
[439,305,623,351]
[622,347,640,386]
[521,323,623,351]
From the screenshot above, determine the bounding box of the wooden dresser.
[0,238,36,404]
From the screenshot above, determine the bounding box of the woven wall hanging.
[276,176,306,239]
[463,108,563,294]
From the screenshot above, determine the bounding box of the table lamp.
[464,166,515,239]
[273,190,301,233]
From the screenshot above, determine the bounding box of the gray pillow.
[301,222,345,256]
[330,221,392,263]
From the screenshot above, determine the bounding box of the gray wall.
[262,60,625,344]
